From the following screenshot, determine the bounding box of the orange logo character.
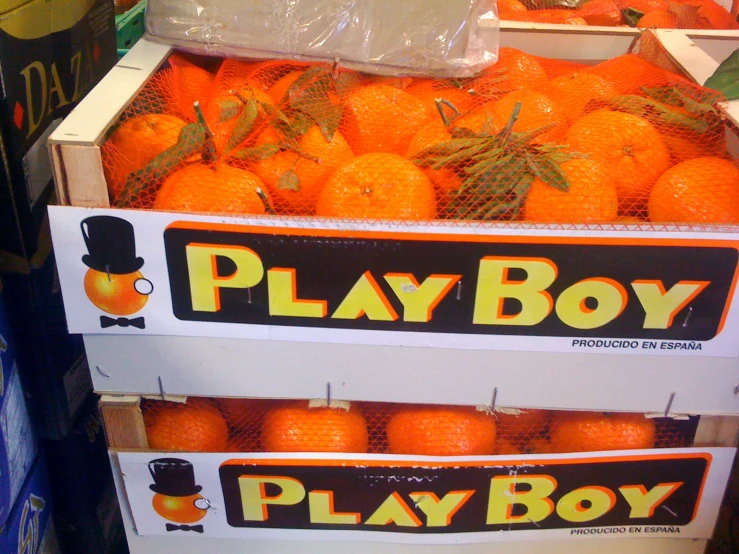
[149,458,210,533]
[80,216,153,329]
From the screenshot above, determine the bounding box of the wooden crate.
[99,395,739,551]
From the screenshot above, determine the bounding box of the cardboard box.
[0,0,117,439]
[0,279,39,527]
[41,396,126,554]
[0,455,62,554]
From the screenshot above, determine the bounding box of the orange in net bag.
[140,397,698,455]
[102,40,738,228]
[498,0,739,29]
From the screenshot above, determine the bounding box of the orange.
[316,153,436,220]
[342,84,432,155]
[154,163,269,215]
[83,269,148,316]
[524,158,619,223]
[617,0,668,12]
[167,53,215,120]
[544,73,617,122]
[549,411,656,453]
[152,493,207,523]
[253,126,353,214]
[492,89,568,143]
[387,406,496,456]
[648,157,739,224]
[637,10,679,27]
[523,10,589,24]
[585,54,663,94]
[577,0,624,25]
[406,81,476,119]
[267,70,304,104]
[478,48,548,92]
[146,400,229,452]
[565,110,670,209]
[498,0,529,18]
[495,408,549,440]
[262,401,369,453]
[208,83,275,154]
[105,114,187,198]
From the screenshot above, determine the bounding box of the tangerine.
[565,110,670,210]
[524,158,619,223]
[154,163,269,215]
[253,125,353,214]
[262,401,369,453]
[585,54,664,94]
[648,157,739,224]
[544,73,617,122]
[549,411,656,453]
[498,0,529,18]
[492,89,568,143]
[146,400,229,452]
[482,48,549,92]
[342,84,432,155]
[316,153,436,220]
[637,10,679,27]
[105,114,187,199]
[406,81,476,118]
[387,406,496,456]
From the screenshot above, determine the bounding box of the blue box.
[0,0,117,439]
[41,396,126,554]
[0,279,38,527]
[0,455,61,554]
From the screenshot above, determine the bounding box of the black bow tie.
[166,524,204,533]
[100,316,145,329]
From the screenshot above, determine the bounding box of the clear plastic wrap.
[144,0,499,78]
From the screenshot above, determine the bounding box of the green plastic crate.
[116,0,146,58]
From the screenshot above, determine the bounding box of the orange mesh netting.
[498,0,739,29]
[101,40,739,228]
[141,396,698,455]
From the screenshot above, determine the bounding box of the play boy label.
[163,223,737,341]
[118,449,735,542]
[219,455,707,532]
[47,208,739,356]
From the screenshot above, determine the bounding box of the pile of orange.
[497,0,739,29]
[105,46,737,225]
[142,398,677,456]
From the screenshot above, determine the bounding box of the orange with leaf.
[253,125,353,214]
[524,158,619,223]
[491,89,568,143]
[104,114,187,200]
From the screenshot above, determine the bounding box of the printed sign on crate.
[119,448,735,542]
[49,207,739,356]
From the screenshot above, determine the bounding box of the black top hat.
[81,216,144,275]
[148,458,203,497]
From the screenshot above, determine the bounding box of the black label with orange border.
[163,226,738,341]
[218,455,709,532]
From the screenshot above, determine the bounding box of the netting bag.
[144,0,499,78]
[498,0,739,29]
[101,35,739,228]
[140,396,698,455]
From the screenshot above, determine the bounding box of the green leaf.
[277,169,301,192]
[116,121,205,207]
[216,97,243,122]
[412,138,486,163]
[705,48,739,101]
[226,99,259,151]
[335,71,362,96]
[621,7,645,27]
[641,85,717,114]
[604,95,711,133]
[288,70,343,142]
[526,155,570,192]
[230,143,280,162]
